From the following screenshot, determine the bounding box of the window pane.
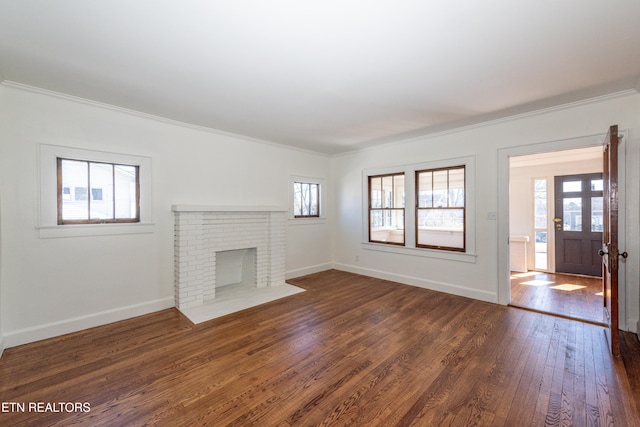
[393,175,405,208]
[90,162,113,220]
[535,231,548,270]
[432,170,448,207]
[563,181,581,192]
[370,177,382,209]
[114,165,137,219]
[534,179,547,229]
[591,197,603,232]
[293,182,302,216]
[61,159,88,220]
[448,168,464,207]
[417,171,432,207]
[370,209,404,243]
[591,179,603,191]
[309,184,318,216]
[417,209,464,249]
[563,198,582,231]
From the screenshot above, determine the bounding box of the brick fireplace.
[172,205,287,310]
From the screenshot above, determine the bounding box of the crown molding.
[0,81,331,158]
[334,88,638,157]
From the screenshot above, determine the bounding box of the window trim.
[39,144,154,238]
[289,175,326,224]
[362,156,476,263]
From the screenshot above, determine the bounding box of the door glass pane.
[591,179,603,191]
[591,197,603,232]
[563,198,582,231]
[563,181,582,192]
[535,231,548,270]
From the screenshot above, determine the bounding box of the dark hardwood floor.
[1,270,638,426]
[510,271,603,324]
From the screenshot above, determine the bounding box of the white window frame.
[362,156,476,263]
[38,144,154,238]
[289,175,326,224]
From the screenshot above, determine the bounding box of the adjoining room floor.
[510,271,603,324]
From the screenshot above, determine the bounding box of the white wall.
[510,156,602,271]
[0,84,331,347]
[331,91,640,332]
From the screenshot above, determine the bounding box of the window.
[293,182,319,217]
[533,178,548,270]
[416,166,465,251]
[57,158,140,224]
[362,156,475,262]
[369,173,405,245]
[289,175,325,222]
[39,144,153,238]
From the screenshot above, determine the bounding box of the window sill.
[361,242,477,263]
[38,222,155,239]
[288,217,327,226]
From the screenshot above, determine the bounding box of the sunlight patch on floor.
[520,280,554,286]
[511,271,540,278]
[550,284,586,292]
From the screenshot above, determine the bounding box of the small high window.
[57,158,140,224]
[293,182,320,218]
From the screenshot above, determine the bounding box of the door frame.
[497,132,628,330]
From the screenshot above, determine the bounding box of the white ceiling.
[1,1,639,155]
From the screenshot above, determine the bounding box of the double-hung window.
[363,156,475,261]
[416,166,465,251]
[368,173,405,245]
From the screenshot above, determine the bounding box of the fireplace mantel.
[173,206,287,311]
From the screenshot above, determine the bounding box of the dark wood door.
[554,173,603,276]
[602,125,621,357]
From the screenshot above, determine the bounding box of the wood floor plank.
[1,270,638,426]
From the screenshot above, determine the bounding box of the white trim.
[38,144,154,238]
[332,263,496,303]
[498,132,628,332]
[172,205,287,212]
[333,90,638,158]
[285,263,333,279]
[2,81,331,158]
[361,155,477,263]
[2,297,174,349]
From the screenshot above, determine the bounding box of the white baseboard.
[3,297,174,349]
[332,263,498,303]
[286,262,333,280]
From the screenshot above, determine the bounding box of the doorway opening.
[508,146,604,324]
